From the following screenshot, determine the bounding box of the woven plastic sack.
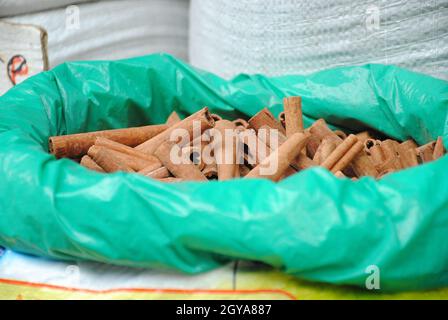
[189,0,448,81]
[0,54,447,291]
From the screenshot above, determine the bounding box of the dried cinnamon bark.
[49,124,167,158]
[283,96,304,136]
[80,155,105,172]
[245,132,310,181]
[248,108,286,134]
[154,141,207,181]
[136,107,214,155]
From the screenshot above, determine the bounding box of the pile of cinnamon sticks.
[49,97,445,182]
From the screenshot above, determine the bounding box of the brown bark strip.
[88,146,135,173]
[433,137,445,160]
[321,134,358,170]
[49,124,167,159]
[245,132,310,181]
[283,96,304,137]
[136,107,214,155]
[154,141,207,181]
[80,155,105,172]
[166,111,181,126]
[248,108,286,134]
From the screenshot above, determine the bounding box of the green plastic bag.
[0,54,447,292]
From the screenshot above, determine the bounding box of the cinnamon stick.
[321,134,358,170]
[166,111,181,126]
[154,141,207,181]
[313,136,338,164]
[202,163,218,179]
[49,124,167,158]
[365,139,385,168]
[258,125,316,170]
[136,107,214,155]
[95,137,161,164]
[88,145,155,171]
[416,141,436,163]
[212,120,239,180]
[283,96,304,136]
[355,131,370,142]
[157,177,184,183]
[397,140,418,168]
[245,132,309,181]
[278,111,286,129]
[181,146,205,171]
[138,166,170,179]
[238,128,271,166]
[334,170,346,178]
[331,141,364,173]
[433,137,445,160]
[80,155,105,172]
[232,118,249,129]
[88,146,135,173]
[248,108,286,134]
[308,119,342,143]
[380,140,401,169]
[351,152,379,177]
[334,130,347,140]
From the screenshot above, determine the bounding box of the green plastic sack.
[0,54,447,292]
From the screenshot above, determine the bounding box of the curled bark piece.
[283,96,304,136]
[95,137,160,164]
[397,139,419,168]
[245,132,310,181]
[377,168,395,179]
[305,134,321,159]
[80,155,105,172]
[257,125,286,150]
[248,108,286,134]
[309,119,341,143]
[212,120,239,180]
[239,165,251,177]
[331,141,364,173]
[88,146,135,173]
[351,152,378,177]
[136,107,214,155]
[400,139,418,150]
[166,111,181,126]
[49,124,167,159]
[334,170,346,178]
[202,163,218,179]
[210,114,222,122]
[278,111,286,128]
[292,154,317,170]
[139,166,170,179]
[181,146,205,171]
[365,139,385,168]
[238,128,272,166]
[259,125,315,170]
[416,140,436,163]
[321,134,358,170]
[154,141,207,181]
[380,140,401,169]
[157,177,184,183]
[355,131,370,142]
[433,137,445,160]
[334,130,347,140]
[88,145,159,171]
[232,118,249,129]
[313,136,338,164]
